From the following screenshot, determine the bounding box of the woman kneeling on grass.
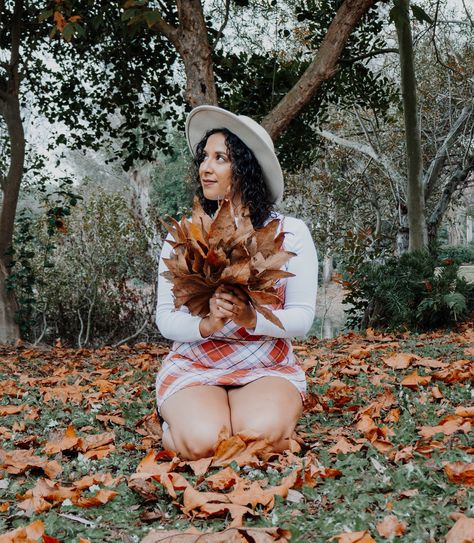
[155,106,318,460]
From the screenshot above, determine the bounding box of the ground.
[0,323,473,543]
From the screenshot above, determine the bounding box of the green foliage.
[438,243,474,265]
[150,135,194,221]
[342,240,470,331]
[10,187,157,346]
[7,179,81,336]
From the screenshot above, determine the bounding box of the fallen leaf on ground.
[0,448,62,478]
[445,515,474,543]
[0,405,27,416]
[376,514,407,537]
[382,352,417,369]
[401,371,432,388]
[444,462,474,486]
[330,530,376,543]
[141,526,290,543]
[0,519,44,543]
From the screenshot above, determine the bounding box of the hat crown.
[237,115,275,152]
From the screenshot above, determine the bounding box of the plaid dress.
[155,281,307,411]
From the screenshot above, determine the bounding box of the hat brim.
[185,106,283,204]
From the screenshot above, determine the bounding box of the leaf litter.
[0,323,473,541]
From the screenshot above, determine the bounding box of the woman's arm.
[156,237,208,342]
[250,217,318,338]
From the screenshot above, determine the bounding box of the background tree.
[1,0,392,341]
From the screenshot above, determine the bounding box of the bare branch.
[424,104,473,201]
[316,128,377,160]
[340,47,399,64]
[428,154,474,232]
[316,128,405,198]
[113,319,148,348]
[461,0,474,29]
[211,0,231,48]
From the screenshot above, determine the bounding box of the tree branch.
[211,0,231,48]
[340,47,399,64]
[262,0,377,140]
[316,128,405,189]
[423,104,473,201]
[428,154,474,233]
[148,8,180,48]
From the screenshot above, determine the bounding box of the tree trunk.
[322,253,333,285]
[0,260,19,342]
[155,0,218,106]
[396,201,409,256]
[0,0,24,342]
[262,0,377,139]
[175,0,217,106]
[394,0,428,252]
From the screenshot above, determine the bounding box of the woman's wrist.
[199,316,221,337]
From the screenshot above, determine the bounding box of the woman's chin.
[202,189,225,201]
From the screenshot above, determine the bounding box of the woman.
[156,105,318,460]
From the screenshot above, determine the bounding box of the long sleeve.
[251,217,318,338]
[155,216,318,342]
[155,236,205,342]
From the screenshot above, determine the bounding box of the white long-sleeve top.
[155,215,318,342]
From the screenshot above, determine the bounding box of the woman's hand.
[199,289,228,337]
[214,286,257,329]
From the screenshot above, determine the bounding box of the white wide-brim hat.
[185,105,284,204]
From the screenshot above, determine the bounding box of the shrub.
[343,250,470,331]
[438,244,474,264]
[11,188,158,346]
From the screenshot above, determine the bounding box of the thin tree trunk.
[262,0,377,139]
[395,0,428,251]
[0,0,24,341]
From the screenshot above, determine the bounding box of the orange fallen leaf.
[382,352,417,369]
[0,405,27,416]
[328,437,364,454]
[0,502,9,513]
[74,488,118,508]
[444,462,474,486]
[0,519,44,542]
[141,526,290,543]
[455,406,474,418]
[376,514,407,537]
[43,425,80,455]
[0,448,62,479]
[445,515,474,543]
[419,417,471,439]
[205,466,240,490]
[211,432,273,467]
[330,530,376,543]
[401,371,432,388]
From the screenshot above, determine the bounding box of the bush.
[438,244,474,264]
[11,188,159,346]
[343,250,470,331]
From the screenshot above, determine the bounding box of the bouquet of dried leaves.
[161,198,295,329]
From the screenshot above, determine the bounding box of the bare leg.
[228,377,303,452]
[160,385,231,460]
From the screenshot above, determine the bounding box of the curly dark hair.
[193,128,275,229]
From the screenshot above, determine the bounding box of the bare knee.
[172,423,229,460]
[232,412,295,450]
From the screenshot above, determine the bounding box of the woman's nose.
[201,157,213,172]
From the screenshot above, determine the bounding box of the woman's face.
[199,132,234,201]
